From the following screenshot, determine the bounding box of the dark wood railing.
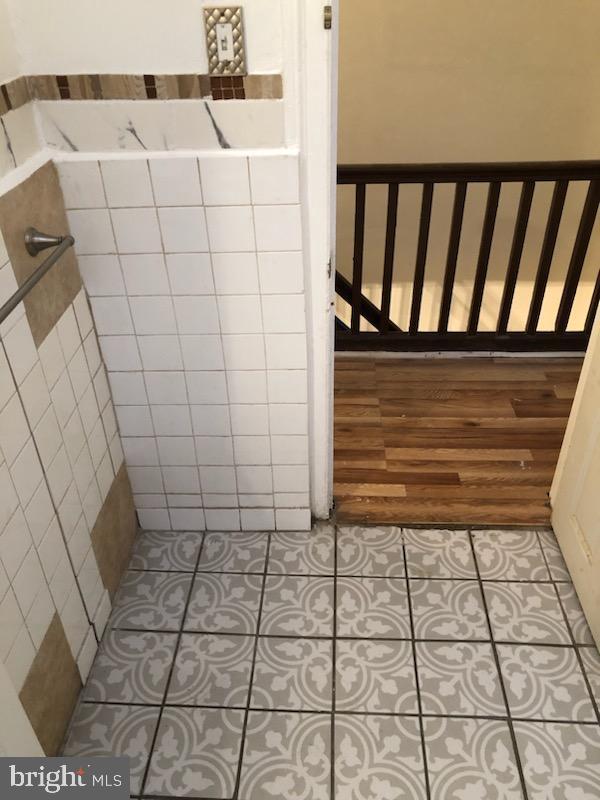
[336,161,600,351]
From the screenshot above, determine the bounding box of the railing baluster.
[380,183,399,334]
[438,181,467,333]
[468,181,501,334]
[526,179,568,333]
[555,179,600,333]
[409,182,433,334]
[351,183,366,334]
[585,267,600,335]
[497,181,535,334]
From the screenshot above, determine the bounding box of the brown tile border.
[0,73,282,111]
[91,463,138,600]
[19,614,82,756]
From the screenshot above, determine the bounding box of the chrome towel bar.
[0,227,75,327]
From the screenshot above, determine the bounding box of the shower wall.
[59,152,310,532]
[0,160,136,753]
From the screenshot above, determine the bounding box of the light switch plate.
[204,7,246,75]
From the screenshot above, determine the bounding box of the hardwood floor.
[334,356,583,526]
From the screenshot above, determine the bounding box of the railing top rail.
[338,161,600,184]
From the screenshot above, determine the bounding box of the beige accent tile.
[19,613,82,755]
[0,160,82,347]
[244,74,283,100]
[5,77,32,110]
[90,462,138,599]
[98,75,146,100]
[27,75,61,101]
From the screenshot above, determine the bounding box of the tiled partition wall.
[59,153,311,532]
[0,161,136,753]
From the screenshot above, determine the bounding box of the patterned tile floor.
[63,525,600,799]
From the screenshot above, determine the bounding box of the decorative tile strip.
[0,73,282,107]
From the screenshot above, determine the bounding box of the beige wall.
[337,0,600,333]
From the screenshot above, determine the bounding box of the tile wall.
[59,152,311,532]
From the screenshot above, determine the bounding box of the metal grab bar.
[0,228,75,327]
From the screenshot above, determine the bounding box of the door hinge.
[324,5,332,30]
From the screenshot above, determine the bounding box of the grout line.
[231,532,271,799]
[402,538,432,800]
[467,528,530,800]
[138,532,206,796]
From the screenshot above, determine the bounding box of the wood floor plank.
[333,355,582,526]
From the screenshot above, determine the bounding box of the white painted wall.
[0,0,21,83]
[6,0,282,75]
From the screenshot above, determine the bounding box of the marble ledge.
[37,98,286,153]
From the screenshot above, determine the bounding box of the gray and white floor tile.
[268,527,335,575]
[555,581,595,645]
[410,579,489,640]
[337,577,411,639]
[483,582,571,644]
[197,531,268,574]
[184,573,263,634]
[537,529,571,581]
[473,529,550,581]
[129,530,203,572]
[405,528,476,578]
[110,571,192,631]
[337,525,404,577]
[261,576,334,637]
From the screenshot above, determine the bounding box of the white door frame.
[296,0,338,519]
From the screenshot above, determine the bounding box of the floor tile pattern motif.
[63,526,600,799]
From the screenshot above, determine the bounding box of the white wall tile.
[274,492,310,508]
[58,482,83,540]
[77,628,98,684]
[46,446,72,506]
[12,548,45,617]
[57,307,82,363]
[169,508,205,531]
[78,255,125,296]
[145,371,188,404]
[270,435,309,465]
[269,404,308,435]
[254,205,302,251]
[212,253,259,295]
[101,159,153,207]
[241,508,275,531]
[67,209,115,254]
[261,295,305,333]
[58,161,106,209]
[157,436,196,466]
[166,253,214,295]
[79,383,100,437]
[121,254,170,295]
[122,437,159,466]
[222,335,265,371]
[93,367,111,411]
[236,465,273,494]
[2,315,38,384]
[258,252,304,294]
[82,480,102,529]
[73,446,94,499]
[0,508,33,581]
[60,584,89,658]
[0,393,29,465]
[130,296,177,335]
[10,440,44,507]
[26,583,55,648]
[49,553,74,612]
[88,417,108,470]
[93,590,111,640]
[276,508,311,531]
[151,405,192,436]
[199,466,236,494]
[0,461,19,531]
[230,405,269,436]
[135,494,168,509]
[5,626,36,691]
[249,155,299,204]
[138,508,171,529]
[150,157,203,206]
[180,335,224,371]
[267,370,307,403]
[186,372,228,404]
[111,208,162,253]
[190,405,230,436]
[0,587,24,659]
[138,335,183,371]
[273,464,310,493]
[199,157,250,205]
[265,333,306,369]
[218,295,262,334]
[173,296,219,334]
[115,405,154,437]
[238,494,273,508]
[226,371,267,404]
[60,408,85,466]
[98,336,142,371]
[162,466,201,494]
[37,517,63,584]
[50,370,77,427]
[109,433,124,474]
[73,290,94,338]
[233,436,271,466]
[194,436,234,465]
[84,333,102,378]
[128,466,164,493]
[202,494,238,508]
[101,403,118,443]
[67,346,91,402]
[37,328,66,389]
[206,206,255,252]
[24,481,54,546]
[158,207,209,253]
[204,509,240,531]
[90,297,133,335]
[96,452,114,501]
[33,406,62,470]
[109,372,147,405]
